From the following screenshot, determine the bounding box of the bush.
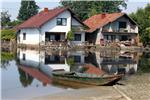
[1,29,16,40]
[67,30,74,41]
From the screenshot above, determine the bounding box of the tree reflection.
[18,67,34,87]
[138,52,150,73]
[1,52,15,69]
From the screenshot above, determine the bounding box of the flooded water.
[1,48,150,100]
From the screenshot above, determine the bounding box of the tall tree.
[130,4,150,46]
[1,11,11,27]
[60,1,127,21]
[17,0,39,21]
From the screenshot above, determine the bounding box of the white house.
[16,7,88,46]
[84,13,139,46]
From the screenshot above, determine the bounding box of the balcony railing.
[72,25,86,32]
[102,28,136,33]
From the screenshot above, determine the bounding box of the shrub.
[1,29,16,40]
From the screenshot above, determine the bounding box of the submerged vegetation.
[1,52,16,68]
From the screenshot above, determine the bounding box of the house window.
[104,35,109,40]
[57,18,67,26]
[74,34,81,41]
[23,33,26,40]
[50,35,55,41]
[23,53,26,60]
[119,22,127,28]
[74,56,81,63]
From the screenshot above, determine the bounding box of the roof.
[19,66,52,86]
[84,13,137,32]
[16,7,87,29]
[83,64,105,75]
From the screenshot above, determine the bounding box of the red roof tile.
[83,13,124,32]
[83,64,105,75]
[17,7,68,29]
[19,66,52,86]
[17,7,87,30]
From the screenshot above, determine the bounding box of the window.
[74,34,81,41]
[50,35,55,41]
[57,18,67,26]
[23,33,26,40]
[74,56,81,63]
[23,53,26,60]
[119,22,127,28]
[104,35,109,40]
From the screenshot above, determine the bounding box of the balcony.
[102,28,137,33]
[72,25,87,32]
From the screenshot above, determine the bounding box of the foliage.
[60,1,127,21]
[18,0,39,21]
[9,20,23,26]
[129,4,150,46]
[67,30,74,41]
[18,68,34,87]
[1,11,11,27]
[142,27,150,45]
[66,57,74,67]
[1,52,15,68]
[138,52,150,73]
[1,29,16,40]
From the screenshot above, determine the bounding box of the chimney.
[44,8,49,12]
[101,13,106,19]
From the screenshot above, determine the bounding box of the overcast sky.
[1,0,150,20]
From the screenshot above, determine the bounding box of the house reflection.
[17,49,71,86]
[16,48,140,87]
[98,51,140,75]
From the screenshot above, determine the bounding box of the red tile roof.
[17,7,86,29]
[17,7,67,29]
[84,13,125,32]
[19,66,52,86]
[83,64,105,75]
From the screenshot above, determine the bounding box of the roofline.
[17,7,89,30]
[88,13,139,33]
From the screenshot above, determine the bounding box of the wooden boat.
[52,72,123,87]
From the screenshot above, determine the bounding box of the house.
[84,13,139,46]
[16,7,88,46]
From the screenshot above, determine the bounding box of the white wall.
[40,10,71,42]
[17,49,70,72]
[72,17,82,26]
[18,49,40,68]
[18,28,40,45]
[18,10,85,45]
[103,16,138,33]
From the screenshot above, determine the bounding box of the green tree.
[130,4,150,46]
[17,0,39,21]
[67,30,74,41]
[1,11,11,27]
[60,1,126,21]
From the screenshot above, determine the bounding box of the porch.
[102,32,138,46]
[45,32,67,47]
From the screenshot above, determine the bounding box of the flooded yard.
[1,48,150,100]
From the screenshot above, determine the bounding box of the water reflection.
[15,48,144,88]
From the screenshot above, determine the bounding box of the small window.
[74,56,81,63]
[23,33,26,40]
[119,22,127,28]
[23,53,26,60]
[57,18,67,26]
[74,34,81,41]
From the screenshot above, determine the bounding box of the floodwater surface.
[1,49,150,100]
